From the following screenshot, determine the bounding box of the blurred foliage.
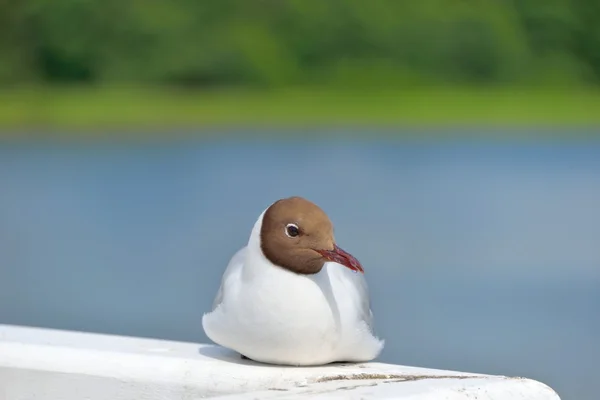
[1,87,599,131]
[0,0,599,88]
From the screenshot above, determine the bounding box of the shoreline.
[0,86,599,136]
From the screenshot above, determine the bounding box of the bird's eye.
[285,223,300,238]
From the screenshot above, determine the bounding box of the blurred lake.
[0,133,599,399]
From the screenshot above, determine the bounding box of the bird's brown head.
[260,196,364,275]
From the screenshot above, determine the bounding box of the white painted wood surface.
[0,324,560,399]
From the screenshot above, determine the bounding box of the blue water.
[1,136,599,399]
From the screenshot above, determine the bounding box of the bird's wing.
[353,272,375,329]
[331,265,375,331]
[211,246,247,310]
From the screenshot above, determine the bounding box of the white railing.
[0,324,560,399]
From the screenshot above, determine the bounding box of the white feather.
[202,211,384,366]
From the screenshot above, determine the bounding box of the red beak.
[316,244,364,273]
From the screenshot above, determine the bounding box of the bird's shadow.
[197,345,359,369]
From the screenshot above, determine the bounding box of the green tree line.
[0,0,599,87]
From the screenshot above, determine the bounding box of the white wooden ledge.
[0,324,560,399]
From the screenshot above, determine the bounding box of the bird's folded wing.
[355,273,375,330]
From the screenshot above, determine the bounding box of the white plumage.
[202,210,384,366]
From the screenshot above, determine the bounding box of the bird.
[202,196,384,366]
